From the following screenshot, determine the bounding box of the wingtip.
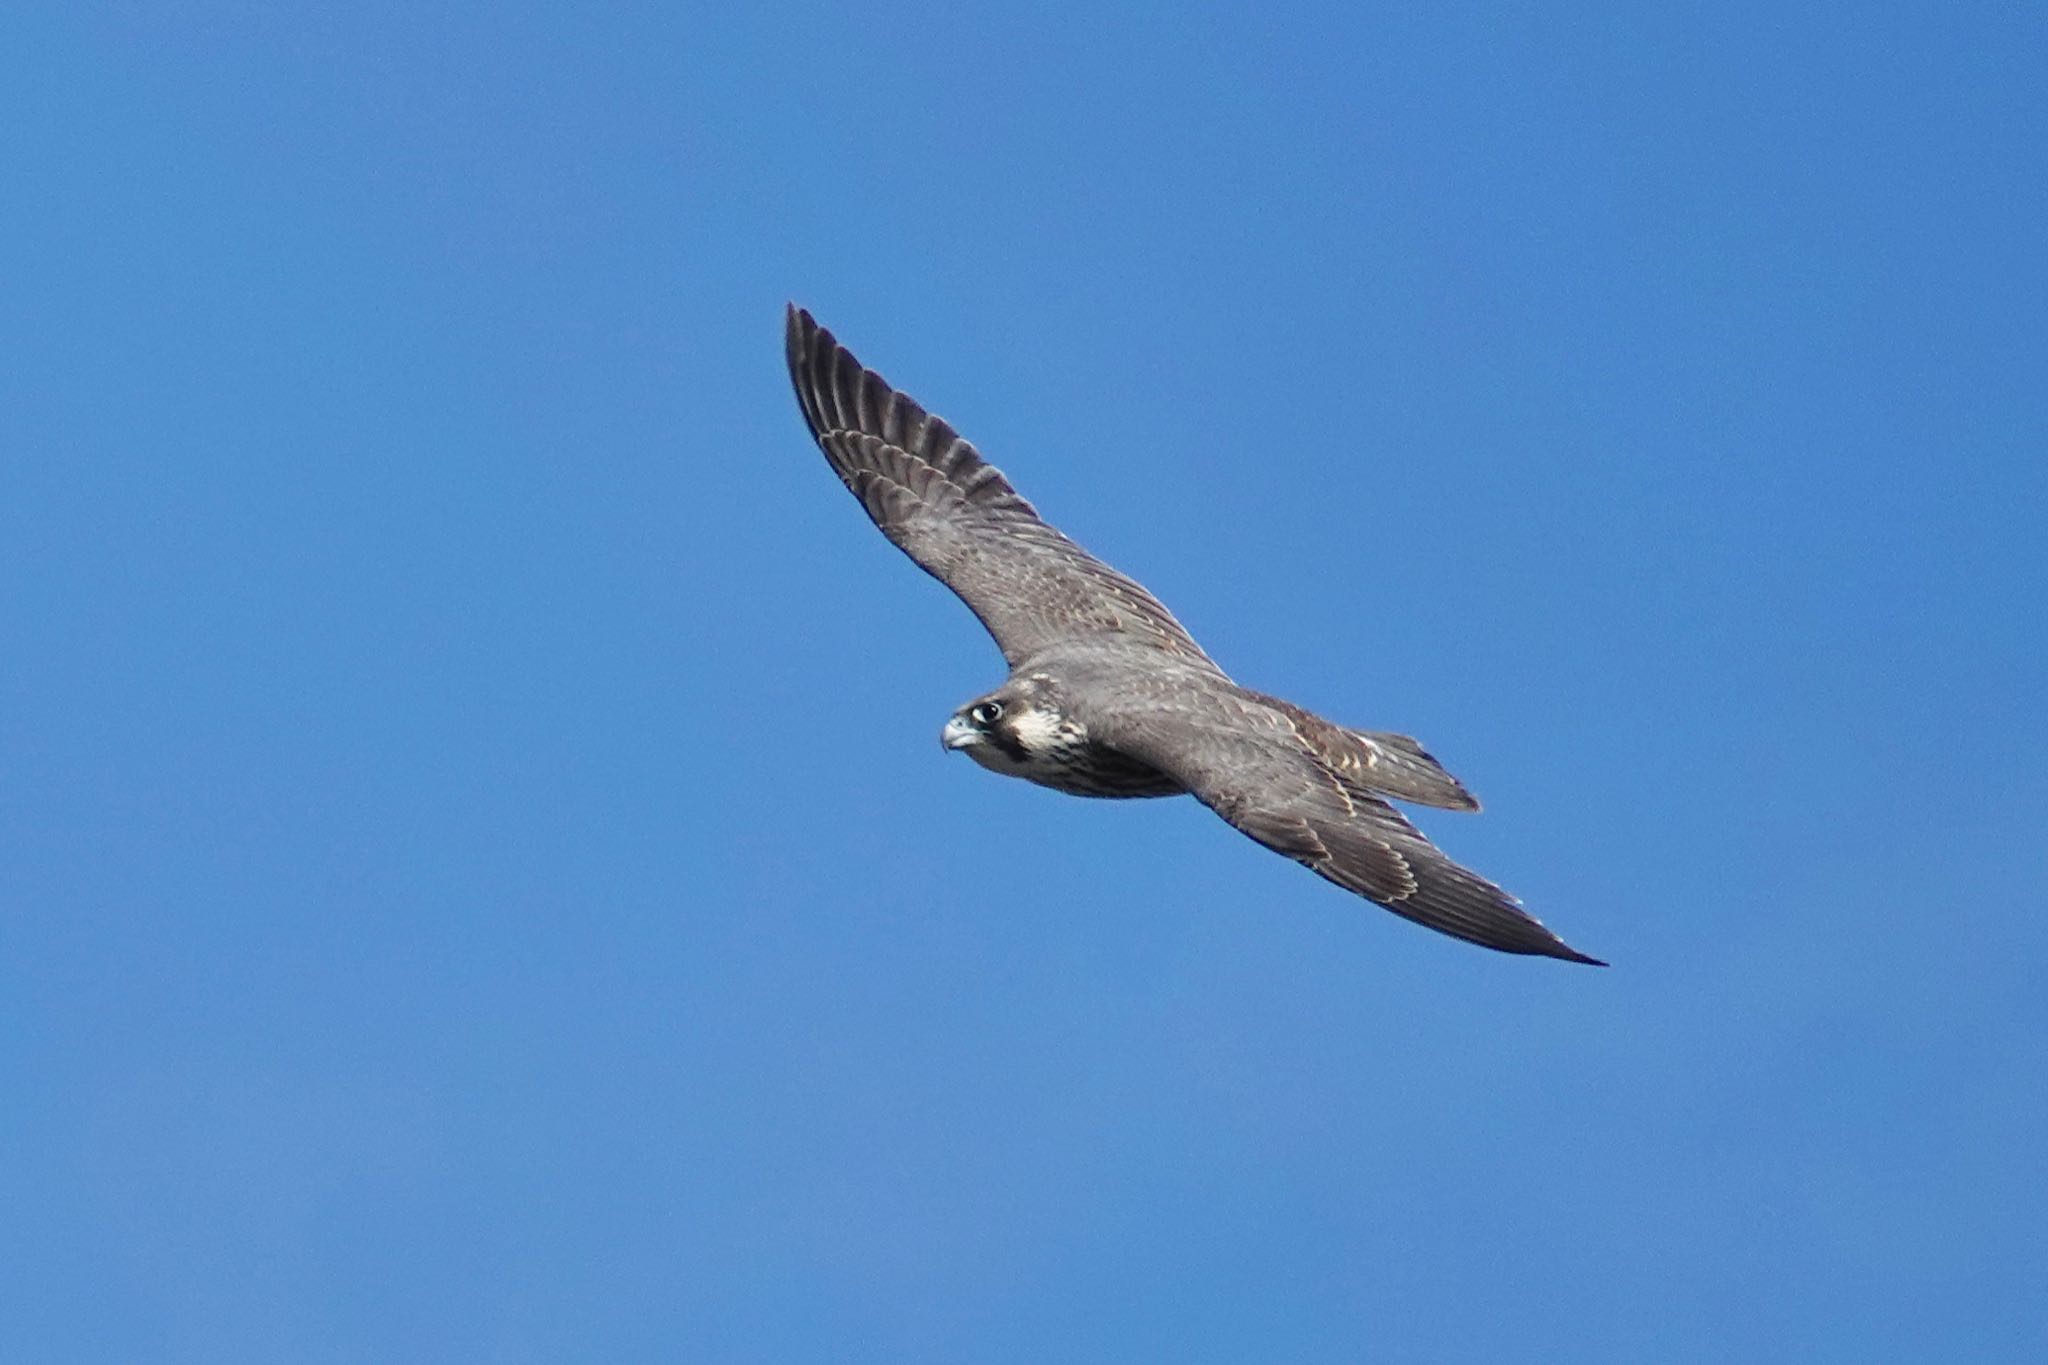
[786,306,840,389]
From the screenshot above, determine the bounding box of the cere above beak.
[940,715,979,752]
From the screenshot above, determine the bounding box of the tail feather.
[1351,730,1480,811]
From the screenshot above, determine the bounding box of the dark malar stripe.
[987,722,1032,763]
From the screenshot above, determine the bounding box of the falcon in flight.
[785,306,1602,965]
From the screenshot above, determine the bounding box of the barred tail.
[1352,730,1481,811]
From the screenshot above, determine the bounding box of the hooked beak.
[940,715,979,752]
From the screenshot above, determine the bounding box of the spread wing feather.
[786,306,1221,672]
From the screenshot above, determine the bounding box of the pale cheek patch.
[1007,708,1069,753]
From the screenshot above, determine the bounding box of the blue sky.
[5,3,2044,1360]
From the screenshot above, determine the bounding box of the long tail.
[1349,730,1481,811]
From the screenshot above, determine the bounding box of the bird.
[784,305,1603,966]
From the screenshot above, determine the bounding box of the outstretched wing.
[786,306,1220,672]
[1088,695,1602,964]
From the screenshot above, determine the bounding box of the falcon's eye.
[969,701,1004,727]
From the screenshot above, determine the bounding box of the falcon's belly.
[966,740,1184,799]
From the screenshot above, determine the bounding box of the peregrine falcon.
[785,306,1603,965]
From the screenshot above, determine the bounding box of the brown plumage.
[786,305,1603,966]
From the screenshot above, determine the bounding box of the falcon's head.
[938,674,1184,798]
[939,678,1075,778]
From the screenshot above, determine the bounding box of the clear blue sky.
[5,4,2044,1361]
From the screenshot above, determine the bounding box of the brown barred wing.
[1087,698,1603,964]
[785,306,1222,674]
